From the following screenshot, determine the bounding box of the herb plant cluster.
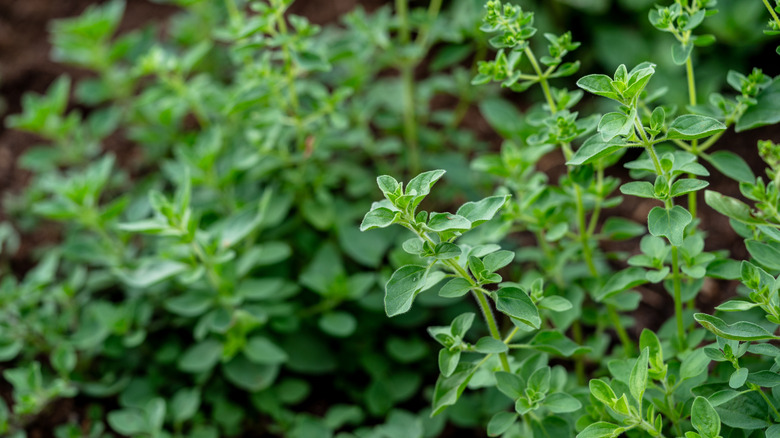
[0,0,779,437]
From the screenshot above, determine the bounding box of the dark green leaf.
[487,411,518,437]
[474,337,508,354]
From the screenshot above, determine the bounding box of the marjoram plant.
[363,1,780,437]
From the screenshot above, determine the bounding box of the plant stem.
[414,229,511,372]
[763,0,780,29]
[685,55,700,217]
[670,246,686,349]
[395,0,420,175]
[224,0,241,25]
[414,0,443,47]
[754,385,780,421]
[523,47,557,113]
[607,304,634,356]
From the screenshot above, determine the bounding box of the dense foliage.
[1,0,779,437]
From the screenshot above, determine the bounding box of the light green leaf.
[178,339,223,373]
[243,336,287,365]
[456,195,511,226]
[487,411,518,437]
[736,77,780,132]
[694,313,780,341]
[171,388,201,424]
[496,287,541,329]
[427,213,471,232]
[538,296,572,312]
[529,330,589,357]
[647,205,692,246]
[671,41,693,65]
[384,265,428,317]
[691,396,721,438]
[704,151,755,183]
[318,312,357,338]
[222,354,279,391]
[543,392,582,413]
[745,240,780,271]
[704,191,764,225]
[666,115,726,140]
[474,337,508,354]
[576,422,624,438]
[439,278,472,298]
[620,181,655,198]
[438,348,460,377]
[577,74,621,101]
[629,348,649,403]
[567,135,626,166]
[589,379,616,406]
[670,179,709,197]
[431,363,477,416]
[360,207,399,231]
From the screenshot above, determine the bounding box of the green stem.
[396,0,420,174]
[607,304,634,356]
[224,0,241,25]
[571,320,586,385]
[523,47,556,113]
[415,229,510,372]
[754,385,780,421]
[763,0,780,28]
[670,246,686,349]
[414,0,443,47]
[685,56,697,109]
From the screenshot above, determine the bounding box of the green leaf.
[456,195,510,226]
[121,259,188,288]
[671,41,693,65]
[483,250,515,273]
[528,367,551,394]
[736,77,780,132]
[318,312,357,337]
[164,291,213,317]
[427,213,471,232]
[576,422,624,438]
[222,354,279,392]
[629,348,649,403]
[601,217,646,240]
[431,363,477,416]
[647,205,692,246]
[385,265,429,317]
[529,330,589,357]
[691,397,721,438]
[694,313,780,341]
[620,181,656,198]
[360,207,399,231]
[767,425,780,438]
[377,175,400,196]
[589,379,617,406]
[474,337,508,354]
[495,371,524,399]
[243,336,287,365]
[543,392,582,413]
[438,348,460,377]
[51,344,77,375]
[107,409,147,436]
[178,339,223,373]
[479,98,525,139]
[666,115,726,140]
[595,267,648,301]
[680,349,710,380]
[171,388,201,424]
[704,191,764,225]
[746,370,780,387]
[487,411,518,437]
[715,300,760,312]
[567,135,626,166]
[439,278,472,298]
[704,151,755,183]
[745,240,780,271]
[496,287,541,329]
[538,296,572,312]
[729,367,749,388]
[405,170,446,210]
[450,313,475,338]
[577,74,621,101]
[598,112,633,141]
[670,179,709,197]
